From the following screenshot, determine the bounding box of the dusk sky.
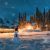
[0,0,50,18]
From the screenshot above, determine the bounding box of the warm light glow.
[17,22,50,40]
[18,22,41,33]
[26,26,33,30]
[0,28,14,38]
[45,24,48,27]
[25,23,33,30]
[35,24,41,30]
[0,28,15,33]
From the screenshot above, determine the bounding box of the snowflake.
[4,1,8,6]
[12,13,16,16]
[11,6,15,9]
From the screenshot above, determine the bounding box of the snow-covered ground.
[0,31,50,50]
[0,31,50,40]
[18,31,50,40]
[0,33,14,38]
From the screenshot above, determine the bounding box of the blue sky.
[0,0,50,27]
[0,0,50,18]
